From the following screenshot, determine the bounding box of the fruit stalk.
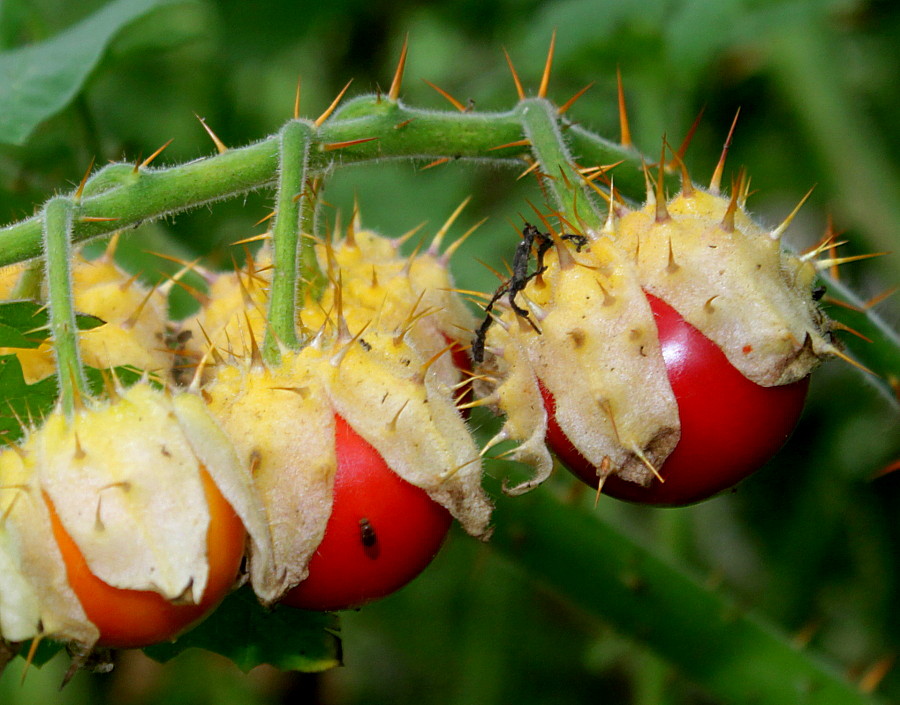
[517,97,604,231]
[41,197,88,415]
[264,119,315,361]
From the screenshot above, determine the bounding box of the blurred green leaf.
[0,354,58,440]
[0,300,104,349]
[143,586,342,673]
[0,0,186,146]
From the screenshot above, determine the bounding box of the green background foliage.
[0,0,898,703]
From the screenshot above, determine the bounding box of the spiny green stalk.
[298,184,326,303]
[264,120,314,363]
[0,100,652,267]
[42,197,89,416]
[518,98,604,231]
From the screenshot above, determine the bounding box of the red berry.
[546,293,809,506]
[282,414,452,611]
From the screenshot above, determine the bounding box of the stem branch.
[264,120,314,362]
[43,197,88,416]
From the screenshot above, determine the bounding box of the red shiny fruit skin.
[46,469,246,648]
[281,414,452,611]
[545,293,810,506]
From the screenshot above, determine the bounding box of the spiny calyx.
[476,179,831,494]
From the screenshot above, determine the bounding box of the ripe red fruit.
[282,414,452,611]
[546,293,810,506]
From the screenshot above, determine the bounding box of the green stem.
[298,175,326,304]
[0,100,648,267]
[818,273,900,407]
[485,476,887,705]
[42,197,89,416]
[264,120,314,362]
[518,98,605,231]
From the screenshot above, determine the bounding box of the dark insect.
[359,517,377,548]
[812,285,826,301]
[472,223,586,363]
[472,223,550,363]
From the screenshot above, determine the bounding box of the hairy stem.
[0,99,649,267]
[42,197,88,416]
[518,98,604,231]
[264,120,314,361]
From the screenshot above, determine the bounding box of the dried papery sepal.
[205,355,336,604]
[32,381,269,606]
[477,229,679,492]
[0,446,98,649]
[615,186,831,385]
[206,321,491,605]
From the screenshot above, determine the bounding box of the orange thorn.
[771,185,816,240]
[195,114,227,154]
[721,170,744,233]
[79,216,120,223]
[667,138,694,197]
[420,341,457,378]
[822,295,863,313]
[865,286,898,309]
[502,47,525,101]
[873,458,900,479]
[141,139,174,168]
[617,66,632,148]
[558,81,594,115]
[655,138,669,222]
[593,457,611,508]
[323,136,379,151]
[517,160,542,181]
[673,105,706,164]
[422,79,466,112]
[293,77,302,120]
[826,345,877,376]
[21,633,44,684]
[859,655,895,694]
[822,214,842,280]
[830,320,873,344]
[421,157,450,170]
[402,236,426,276]
[710,108,740,193]
[816,251,890,271]
[315,79,354,127]
[431,196,471,253]
[488,138,531,152]
[538,30,557,99]
[388,34,409,102]
[443,217,488,262]
[393,221,427,249]
[580,170,613,207]
[394,118,415,130]
[74,157,96,201]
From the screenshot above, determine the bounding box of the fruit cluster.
[0,105,836,676]
[0,219,494,664]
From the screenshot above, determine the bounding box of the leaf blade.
[0,0,184,146]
